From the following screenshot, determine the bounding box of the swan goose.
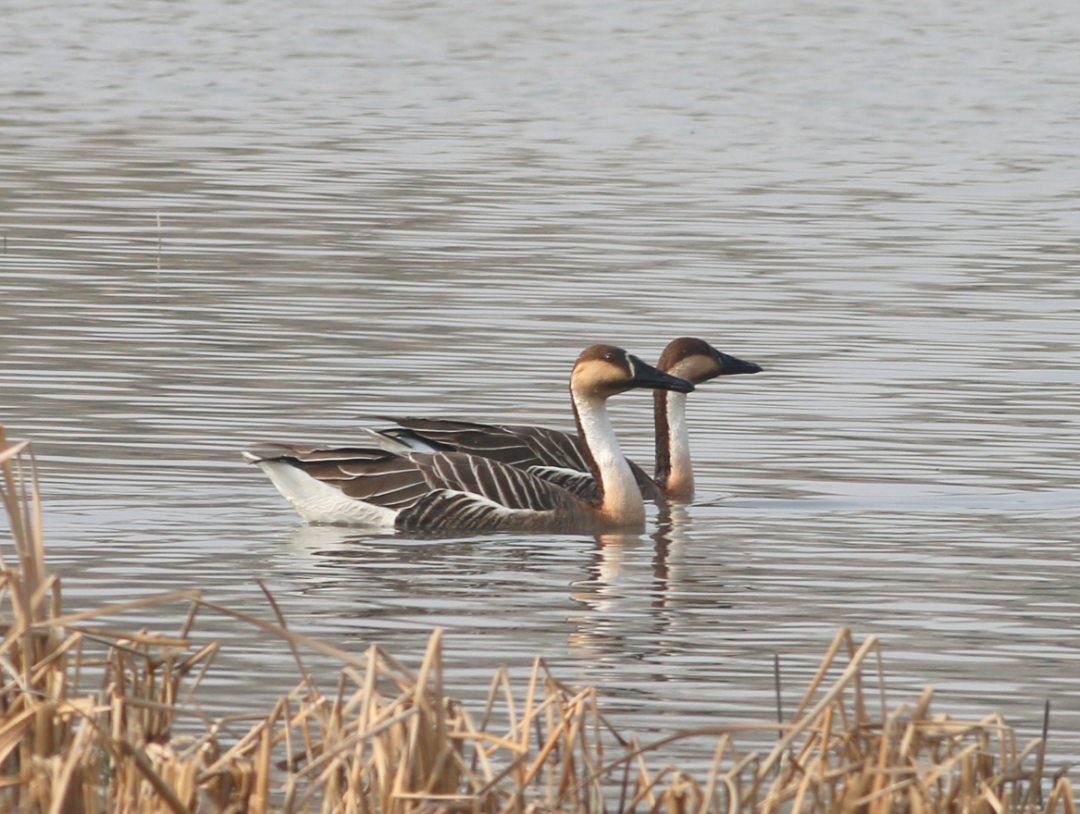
[244,344,694,532]
[369,337,760,503]
[652,337,761,499]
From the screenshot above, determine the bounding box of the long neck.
[654,389,693,500]
[572,390,646,526]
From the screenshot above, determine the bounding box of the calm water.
[3,0,1080,767]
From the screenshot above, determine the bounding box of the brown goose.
[369,338,761,503]
[652,337,761,499]
[243,345,694,532]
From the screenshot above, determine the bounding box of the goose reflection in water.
[566,505,733,669]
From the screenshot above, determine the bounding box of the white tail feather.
[255,460,397,526]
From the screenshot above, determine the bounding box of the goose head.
[571,344,695,399]
[657,337,762,385]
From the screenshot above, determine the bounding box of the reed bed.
[0,426,1071,814]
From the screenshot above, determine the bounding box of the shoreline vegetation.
[0,426,1072,814]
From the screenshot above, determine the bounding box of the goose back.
[369,416,664,502]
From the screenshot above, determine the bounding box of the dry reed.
[0,425,1070,814]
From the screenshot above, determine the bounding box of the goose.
[243,344,694,532]
[368,337,761,503]
[652,337,760,499]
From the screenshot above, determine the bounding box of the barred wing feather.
[410,451,565,512]
[399,453,587,532]
[367,416,664,502]
[525,466,597,500]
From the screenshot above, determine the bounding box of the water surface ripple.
[3,0,1080,765]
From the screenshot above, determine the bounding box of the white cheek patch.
[675,356,716,383]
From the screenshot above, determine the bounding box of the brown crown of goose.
[570,344,641,398]
[657,337,724,385]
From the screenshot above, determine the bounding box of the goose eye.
[602,352,617,362]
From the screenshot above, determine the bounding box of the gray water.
[3,0,1080,768]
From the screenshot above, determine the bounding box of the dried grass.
[0,425,1070,814]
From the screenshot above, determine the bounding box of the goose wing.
[367,416,572,468]
[498,425,663,502]
[523,465,597,497]
[409,451,567,511]
[365,415,663,502]
[398,452,587,531]
[506,426,663,502]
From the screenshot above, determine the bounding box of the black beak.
[717,352,763,376]
[628,355,696,393]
